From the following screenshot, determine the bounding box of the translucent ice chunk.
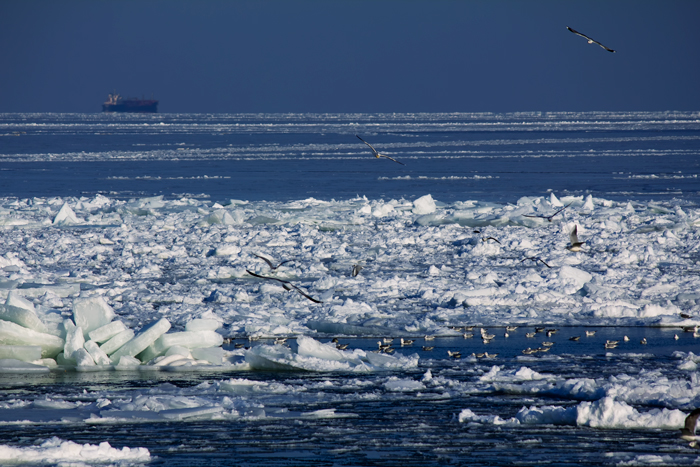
[100,329,135,356]
[72,348,95,367]
[0,320,65,358]
[185,319,222,332]
[72,297,115,339]
[0,345,42,362]
[0,297,49,334]
[84,340,111,365]
[139,330,223,361]
[191,347,224,365]
[0,358,50,373]
[63,325,85,361]
[53,203,81,225]
[88,321,127,343]
[109,318,171,363]
[114,355,141,370]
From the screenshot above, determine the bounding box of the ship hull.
[102,101,158,113]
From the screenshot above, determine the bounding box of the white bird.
[352,264,363,277]
[567,225,585,252]
[356,135,405,165]
[400,338,414,346]
[567,26,616,53]
[254,254,293,271]
[681,408,700,442]
[524,202,572,222]
[246,270,322,304]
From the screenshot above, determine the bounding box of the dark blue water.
[1,112,699,203]
[0,327,697,466]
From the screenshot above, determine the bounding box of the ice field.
[0,112,699,465]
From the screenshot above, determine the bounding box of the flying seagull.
[356,135,405,165]
[246,269,323,304]
[524,203,573,222]
[566,225,585,252]
[521,256,552,268]
[567,26,616,53]
[254,254,293,271]
[681,408,700,444]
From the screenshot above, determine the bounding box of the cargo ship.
[102,93,158,113]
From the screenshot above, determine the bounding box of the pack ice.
[0,192,699,373]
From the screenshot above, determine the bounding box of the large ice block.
[63,325,85,361]
[0,292,49,334]
[0,358,50,373]
[88,321,127,343]
[139,330,223,361]
[53,203,81,225]
[100,329,135,356]
[73,348,95,366]
[185,319,222,332]
[0,320,65,358]
[84,340,111,365]
[109,318,171,363]
[0,345,42,362]
[191,347,224,365]
[72,296,115,338]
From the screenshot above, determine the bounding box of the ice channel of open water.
[0,327,698,466]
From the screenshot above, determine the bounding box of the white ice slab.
[191,347,224,365]
[0,320,65,358]
[72,297,115,339]
[185,319,222,332]
[139,330,223,362]
[99,329,135,356]
[84,340,111,365]
[109,318,171,363]
[114,355,141,370]
[0,292,49,334]
[63,325,85,361]
[88,321,127,344]
[53,203,81,225]
[0,358,50,373]
[0,345,42,362]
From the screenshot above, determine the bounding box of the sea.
[0,111,699,466]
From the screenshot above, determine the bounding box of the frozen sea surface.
[0,112,699,465]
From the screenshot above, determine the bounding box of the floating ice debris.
[460,397,685,429]
[246,336,418,372]
[0,437,150,464]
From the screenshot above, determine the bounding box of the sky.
[1,0,699,114]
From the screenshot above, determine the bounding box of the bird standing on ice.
[567,26,616,53]
[356,135,405,165]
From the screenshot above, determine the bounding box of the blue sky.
[1,0,698,113]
